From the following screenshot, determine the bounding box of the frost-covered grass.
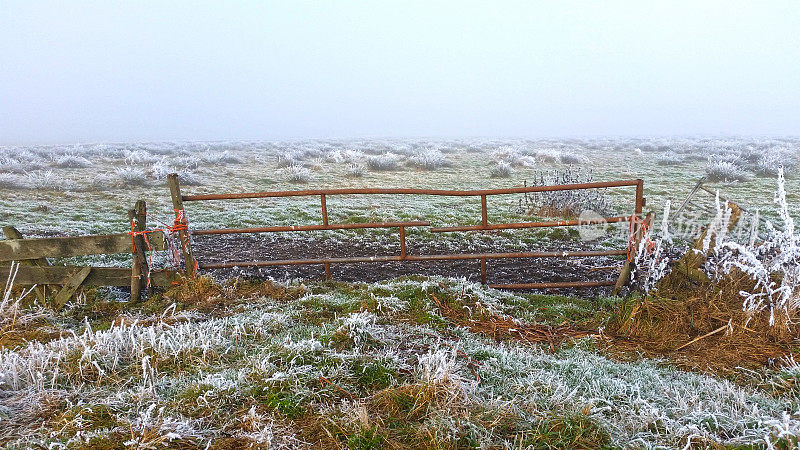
[0,276,797,448]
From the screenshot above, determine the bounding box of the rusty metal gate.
[166,174,645,291]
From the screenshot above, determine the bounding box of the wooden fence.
[0,201,179,307]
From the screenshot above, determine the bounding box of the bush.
[26,170,74,191]
[53,154,92,168]
[346,164,366,178]
[705,160,750,182]
[202,151,244,165]
[284,165,311,183]
[115,167,150,186]
[366,153,400,171]
[656,153,684,166]
[490,161,513,178]
[715,168,799,328]
[409,149,451,170]
[559,153,585,165]
[753,148,796,177]
[0,173,25,189]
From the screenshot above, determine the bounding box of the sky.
[1,1,799,144]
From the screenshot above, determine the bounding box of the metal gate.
[166,175,645,291]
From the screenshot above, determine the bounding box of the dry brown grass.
[606,272,800,374]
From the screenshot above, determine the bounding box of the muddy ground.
[192,234,623,296]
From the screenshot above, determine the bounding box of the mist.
[1,1,799,144]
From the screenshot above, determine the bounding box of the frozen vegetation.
[0,276,798,448]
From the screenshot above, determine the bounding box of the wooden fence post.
[129,200,148,302]
[167,173,196,277]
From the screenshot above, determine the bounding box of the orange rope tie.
[626,214,656,263]
[128,208,197,285]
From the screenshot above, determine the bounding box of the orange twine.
[128,208,197,286]
[627,214,656,263]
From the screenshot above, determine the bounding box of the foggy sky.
[1,1,799,144]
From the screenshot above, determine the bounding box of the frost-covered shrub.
[124,149,160,164]
[0,173,26,189]
[89,173,118,191]
[705,160,750,182]
[276,151,305,168]
[490,161,513,178]
[366,153,400,171]
[149,159,176,180]
[115,166,150,186]
[753,147,796,177]
[516,169,611,217]
[532,149,561,163]
[656,153,684,166]
[53,154,92,168]
[0,156,44,173]
[559,152,585,165]
[493,148,536,167]
[714,168,799,327]
[409,149,451,170]
[203,150,244,165]
[284,165,311,183]
[346,164,366,178]
[26,170,73,191]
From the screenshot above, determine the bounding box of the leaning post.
[167,173,196,277]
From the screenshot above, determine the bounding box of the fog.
[1,1,798,144]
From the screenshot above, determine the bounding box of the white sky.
[1,1,799,144]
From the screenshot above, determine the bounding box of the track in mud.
[192,234,622,296]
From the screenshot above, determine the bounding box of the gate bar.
[193,221,430,235]
[198,249,627,269]
[181,180,643,201]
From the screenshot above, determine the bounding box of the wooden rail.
[1,200,179,307]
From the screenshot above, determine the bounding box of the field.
[1,137,799,448]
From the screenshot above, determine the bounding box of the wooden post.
[53,266,91,309]
[320,194,329,226]
[480,257,487,284]
[2,226,49,303]
[480,195,488,227]
[323,262,331,280]
[167,173,196,276]
[129,200,148,302]
[399,226,406,258]
[612,211,654,296]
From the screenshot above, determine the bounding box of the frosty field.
[1,137,799,449]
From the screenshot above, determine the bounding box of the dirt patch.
[192,234,622,296]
